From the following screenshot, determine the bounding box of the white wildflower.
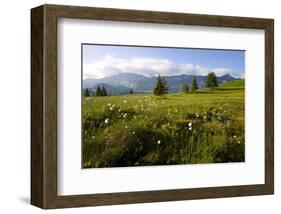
[132,132,135,135]
[233,135,237,138]
[188,122,192,127]
[109,107,114,111]
[238,140,241,144]
[104,119,109,124]
[189,127,192,131]
[157,140,161,145]
[123,113,127,118]
[107,103,111,106]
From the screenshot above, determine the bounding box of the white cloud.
[212,68,233,76]
[83,55,242,79]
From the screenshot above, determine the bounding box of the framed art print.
[31,4,274,209]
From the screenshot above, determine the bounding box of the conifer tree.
[84,88,90,97]
[101,86,107,96]
[96,86,101,96]
[191,77,199,92]
[153,75,169,96]
[206,72,218,88]
[182,83,189,93]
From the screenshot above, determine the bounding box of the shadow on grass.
[215,87,244,90]
[191,91,215,94]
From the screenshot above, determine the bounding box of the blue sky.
[82,44,245,79]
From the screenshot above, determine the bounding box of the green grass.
[219,79,245,89]
[82,86,245,168]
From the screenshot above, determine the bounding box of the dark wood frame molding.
[31,4,274,209]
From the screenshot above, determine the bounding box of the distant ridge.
[83,73,240,95]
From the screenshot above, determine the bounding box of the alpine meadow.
[82,44,245,168]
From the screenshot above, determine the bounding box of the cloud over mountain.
[83,55,242,79]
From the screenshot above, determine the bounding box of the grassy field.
[219,79,245,88]
[82,84,245,168]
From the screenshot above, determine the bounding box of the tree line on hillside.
[181,72,218,94]
[153,72,218,96]
[84,86,134,97]
[84,86,108,97]
[182,77,199,93]
[84,72,218,97]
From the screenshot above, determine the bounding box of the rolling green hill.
[219,79,245,88]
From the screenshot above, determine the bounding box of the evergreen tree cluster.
[153,75,169,96]
[84,88,90,97]
[181,73,218,94]
[96,86,108,96]
[182,77,199,93]
[206,72,218,88]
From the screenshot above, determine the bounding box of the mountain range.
[83,73,239,95]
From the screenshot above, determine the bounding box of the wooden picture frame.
[31,4,274,209]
